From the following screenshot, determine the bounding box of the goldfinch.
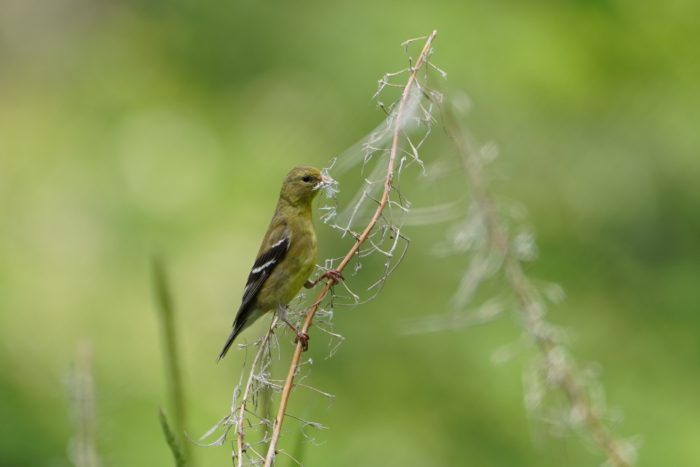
[218,166,338,360]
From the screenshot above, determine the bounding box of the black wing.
[218,233,290,359]
[239,234,290,313]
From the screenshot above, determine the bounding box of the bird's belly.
[258,232,317,310]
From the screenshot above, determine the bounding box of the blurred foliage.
[1,0,698,466]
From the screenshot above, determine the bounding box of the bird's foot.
[304,269,344,289]
[294,331,310,352]
[323,269,344,285]
[281,317,310,352]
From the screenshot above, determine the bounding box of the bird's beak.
[321,172,333,187]
[315,172,334,191]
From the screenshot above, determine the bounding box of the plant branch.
[236,317,278,467]
[262,30,438,467]
[442,105,633,467]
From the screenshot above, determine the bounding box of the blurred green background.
[1,0,698,466]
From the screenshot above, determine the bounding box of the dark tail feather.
[218,322,244,361]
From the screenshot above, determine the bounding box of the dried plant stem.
[262,30,438,467]
[443,107,631,467]
[236,317,278,466]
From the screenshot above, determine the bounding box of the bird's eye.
[302,175,313,183]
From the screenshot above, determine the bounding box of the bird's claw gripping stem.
[323,269,344,285]
[304,269,345,289]
[294,332,310,352]
[281,317,310,352]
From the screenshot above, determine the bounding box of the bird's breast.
[288,224,317,283]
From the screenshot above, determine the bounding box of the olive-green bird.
[218,166,338,360]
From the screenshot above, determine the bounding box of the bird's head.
[280,166,332,206]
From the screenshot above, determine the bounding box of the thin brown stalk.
[442,105,632,467]
[236,317,278,466]
[262,30,438,466]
